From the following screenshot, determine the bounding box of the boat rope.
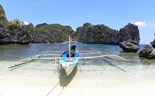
[78,62,83,74]
[102,58,127,72]
[78,53,85,74]
[46,71,67,96]
[98,64,106,71]
[56,89,64,96]
[104,56,129,62]
[46,63,77,96]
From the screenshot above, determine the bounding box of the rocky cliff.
[0,4,140,45]
[32,23,73,43]
[76,23,119,44]
[0,4,73,44]
[119,23,140,44]
[0,24,31,44]
[76,23,140,44]
[0,4,7,26]
[0,4,31,44]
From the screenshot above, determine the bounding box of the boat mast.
[69,33,71,58]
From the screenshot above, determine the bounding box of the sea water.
[0,43,155,96]
[0,43,155,73]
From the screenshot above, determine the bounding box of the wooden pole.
[69,35,71,57]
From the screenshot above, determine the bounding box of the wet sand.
[1,60,155,96]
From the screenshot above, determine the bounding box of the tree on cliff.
[0,4,31,44]
[75,23,140,45]
[76,23,120,44]
[0,4,140,44]
[0,4,6,19]
[0,4,8,26]
[32,23,74,43]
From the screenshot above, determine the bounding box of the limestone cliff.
[76,23,140,45]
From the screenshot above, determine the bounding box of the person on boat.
[62,45,76,57]
[71,45,76,57]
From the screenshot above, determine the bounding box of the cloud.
[132,21,148,27]
[150,22,155,27]
[23,21,29,25]
[132,21,155,27]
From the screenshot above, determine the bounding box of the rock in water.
[150,39,155,48]
[119,39,139,52]
[139,44,155,59]
[119,23,140,44]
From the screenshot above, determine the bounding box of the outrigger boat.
[59,35,79,76]
[8,33,129,75]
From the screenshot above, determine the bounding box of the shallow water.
[0,43,155,77]
[0,43,155,96]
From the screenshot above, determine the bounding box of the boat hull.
[60,57,78,76]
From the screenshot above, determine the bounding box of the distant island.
[2,4,155,59]
[0,4,140,45]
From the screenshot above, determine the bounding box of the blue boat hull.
[60,52,79,76]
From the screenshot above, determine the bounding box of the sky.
[0,0,155,44]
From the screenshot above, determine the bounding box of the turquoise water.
[0,43,62,61]
[0,43,151,63]
[0,43,155,66]
[1,43,155,96]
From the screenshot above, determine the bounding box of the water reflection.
[59,65,77,87]
[119,51,138,59]
[118,50,155,65]
[139,57,155,65]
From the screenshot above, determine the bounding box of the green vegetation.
[32,23,74,43]
[0,4,6,19]
[9,19,20,25]
[27,23,34,39]
[76,23,119,44]
[0,4,8,26]
[105,26,111,32]
[2,4,137,44]
[7,19,21,31]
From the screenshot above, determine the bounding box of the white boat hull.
[61,64,76,76]
[60,58,78,76]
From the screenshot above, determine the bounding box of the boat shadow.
[59,64,77,87]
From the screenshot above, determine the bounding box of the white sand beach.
[1,60,155,96]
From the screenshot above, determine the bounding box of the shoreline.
[1,60,155,96]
